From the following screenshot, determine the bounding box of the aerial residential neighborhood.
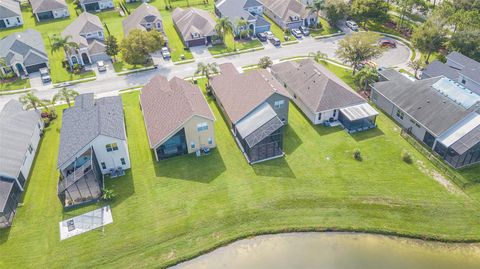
[0,0,479,268]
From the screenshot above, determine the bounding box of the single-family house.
[215,0,271,36]
[0,100,43,228]
[62,12,110,67]
[140,75,216,161]
[260,0,317,30]
[79,0,114,12]
[122,3,163,36]
[57,94,130,208]
[372,69,480,169]
[30,0,70,22]
[210,63,290,164]
[0,29,49,77]
[172,7,218,47]
[271,59,378,133]
[422,52,480,95]
[0,0,23,28]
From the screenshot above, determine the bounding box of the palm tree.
[195,62,219,88]
[19,92,43,111]
[53,87,79,107]
[236,18,249,40]
[50,35,79,54]
[306,0,325,29]
[407,59,425,79]
[353,67,379,91]
[309,51,328,63]
[40,98,57,119]
[215,17,234,48]
[0,58,7,80]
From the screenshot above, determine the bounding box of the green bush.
[353,149,362,161]
[402,151,413,164]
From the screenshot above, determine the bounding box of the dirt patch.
[416,160,464,195]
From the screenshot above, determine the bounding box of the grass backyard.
[1,72,480,268]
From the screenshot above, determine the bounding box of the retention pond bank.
[170,232,480,269]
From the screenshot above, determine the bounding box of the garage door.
[187,38,206,47]
[0,20,5,28]
[37,11,54,21]
[84,3,100,12]
[25,63,47,74]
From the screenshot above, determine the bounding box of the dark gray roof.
[447,51,479,67]
[57,94,126,167]
[0,179,14,213]
[450,125,480,155]
[0,29,48,67]
[422,60,459,80]
[30,0,68,13]
[271,59,366,113]
[372,74,479,136]
[0,100,41,180]
[0,0,21,19]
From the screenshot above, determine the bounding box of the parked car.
[39,68,51,83]
[378,38,397,48]
[257,32,268,42]
[265,31,274,40]
[299,26,310,36]
[291,29,302,39]
[270,37,281,46]
[161,47,171,59]
[346,20,359,31]
[96,61,107,72]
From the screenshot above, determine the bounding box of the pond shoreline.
[163,227,480,269]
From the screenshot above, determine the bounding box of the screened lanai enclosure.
[235,103,285,164]
[57,149,103,208]
[0,179,21,228]
[339,103,379,133]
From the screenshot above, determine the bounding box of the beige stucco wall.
[183,115,216,154]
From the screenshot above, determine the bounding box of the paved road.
[0,30,410,109]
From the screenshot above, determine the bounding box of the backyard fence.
[400,129,470,189]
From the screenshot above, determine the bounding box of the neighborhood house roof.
[0,29,48,67]
[30,0,68,13]
[437,112,480,155]
[340,103,378,121]
[216,0,258,21]
[122,3,162,36]
[140,75,215,149]
[271,59,366,113]
[260,0,311,22]
[172,7,217,41]
[422,60,459,81]
[210,63,290,124]
[0,100,41,180]
[58,94,126,168]
[0,0,21,19]
[372,74,480,136]
[62,12,105,55]
[0,179,15,213]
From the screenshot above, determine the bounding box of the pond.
[170,233,480,269]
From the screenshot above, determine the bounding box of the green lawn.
[208,37,263,55]
[0,77,30,91]
[310,18,339,37]
[2,69,480,268]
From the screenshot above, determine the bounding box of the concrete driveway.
[190,46,212,61]
[91,60,116,79]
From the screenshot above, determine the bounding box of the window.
[101,162,106,169]
[5,19,9,25]
[191,142,196,149]
[28,145,33,154]
[461,78,466,84]
[333,109,337,117]
[16,17,20,23]
[318,113,322,120]
[197,122,208,132]
[106,143,118,152]
[120,158,126,165]
[208,138,213,145]
[396,109,404,120]
[274,100,285,109]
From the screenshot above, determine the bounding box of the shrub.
[42,117,50,127]
[402,151,413,164]
[102,188,116,200]
[353,149,362,161]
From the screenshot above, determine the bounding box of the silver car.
[346,21,359,31]
[97,61,107,72]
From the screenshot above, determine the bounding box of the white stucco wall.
[19,120,43,184]
[1,16,23,28]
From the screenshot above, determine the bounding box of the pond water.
[170,232,480,269]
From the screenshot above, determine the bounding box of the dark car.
[299,26,310,36]
[378,38,397,48]
[291,29,302,39]
[270,37,281,46]
[257,32,267,42]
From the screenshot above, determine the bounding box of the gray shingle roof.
[216,0,257,21]
[122,3,162,36]
[421,60,459,80]
[423,52,480,85]
[271,59,366,113]
[57,94,126,167]
[0,100,41,180]
[62,12,105,54]
[450,125,480,155]
[172,7,217,42]
[372,74,479,136]
[0,0,21,19]
[30,0,68,13]
[0,29,48,67]
[260,0,311,22]
[140,75,214,148]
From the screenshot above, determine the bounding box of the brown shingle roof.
[140,75,215,148]
[260,0,311,22]
[171,7,216,42]
[210,63,290,123]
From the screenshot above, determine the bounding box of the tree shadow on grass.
[252,157,296,178]
[284,125,302,155]
[313,124,343,136]
[351,127,385,142]
[154,149,226,183]
[0,227,10,245]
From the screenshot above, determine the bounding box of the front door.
[81,53,90,65]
